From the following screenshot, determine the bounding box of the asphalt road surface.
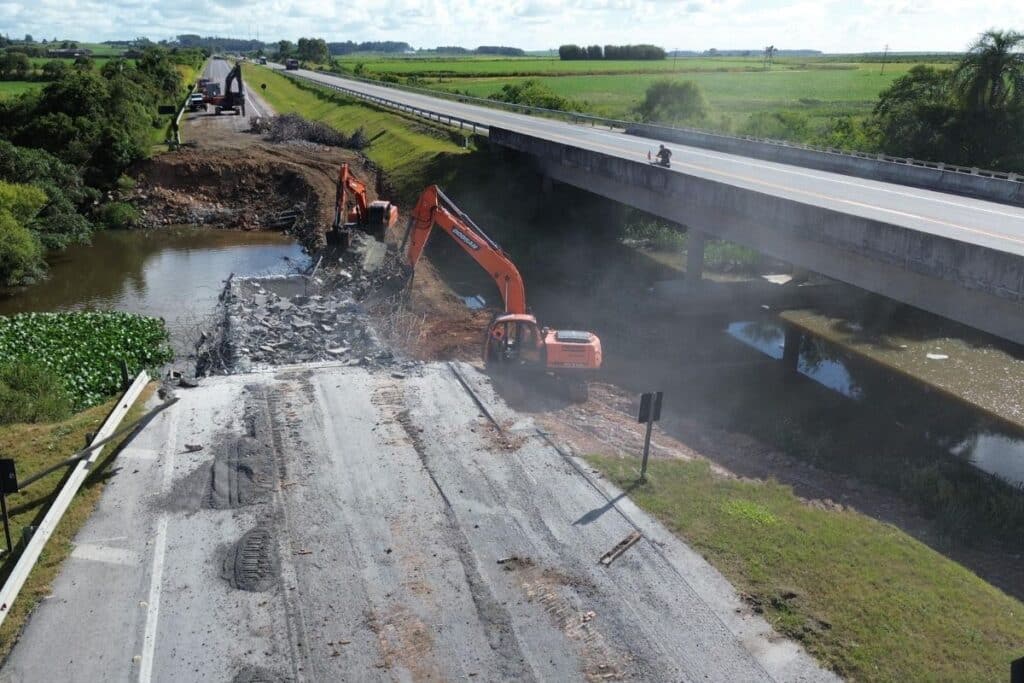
[182,59,273,137]
[273,65,1024,259]
[1,362,836,682]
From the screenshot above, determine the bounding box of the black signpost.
[0,459,17,554]
[637,392,663,482]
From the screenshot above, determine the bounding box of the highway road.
[273,65,1024,259]
[0,362,836,682]
[181,59,272,139]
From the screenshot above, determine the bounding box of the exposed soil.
[128,141,385,249]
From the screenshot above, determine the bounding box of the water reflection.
[727,319,1024,487]
[0,228,309,353]
[727,321,862,398]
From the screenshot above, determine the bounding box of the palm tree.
[952,29,1024,111]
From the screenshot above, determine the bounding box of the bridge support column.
[782,326,803,373]
[541,174,554,196]
[686,229,706,284]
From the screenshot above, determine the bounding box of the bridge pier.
[541,174,554,196]
[782,326,803,373]
[686,229,706,285]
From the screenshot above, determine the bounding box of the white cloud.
[0,0,1018,51]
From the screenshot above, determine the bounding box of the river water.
[0,228,309,353]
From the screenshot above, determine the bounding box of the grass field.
[427,61,932,123]
[0,81,43,99]
[589,454,1024,682]
[326,54,951,132]
[336,55,872,76]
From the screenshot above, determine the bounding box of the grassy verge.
[0,82,43,99]
[0,384,155,660]
[243,64,467,199]
[588,454,1024,681]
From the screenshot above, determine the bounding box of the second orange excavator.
[330,163,398,249]
[402,185,602,402]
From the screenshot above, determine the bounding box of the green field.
[0,81,43,99]
[326,55,951,133]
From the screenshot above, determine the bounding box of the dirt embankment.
[128,142,385,249]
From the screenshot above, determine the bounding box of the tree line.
[0,47,204,285]
[558,44,665,60]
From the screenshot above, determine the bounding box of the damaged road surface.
[1,361,834,682]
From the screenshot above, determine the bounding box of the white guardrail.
[275,66,1023,189]
[0,372,152,628]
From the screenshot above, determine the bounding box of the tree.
[0,51,31,80]
[871,65,958,161]
[277,40,295,57]
[42,60,69,80]
[297,37,329,63]
[952,29,1024,111]
[637,80,708,123]
[23,34,33,43]
[0,181,46,285]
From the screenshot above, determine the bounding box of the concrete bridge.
[274,66,1024,345]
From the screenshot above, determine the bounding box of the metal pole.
[640,418,653,482]
[0,493,12,554]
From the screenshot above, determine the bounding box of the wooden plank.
[599,530,642,566]
[0,371,150,626]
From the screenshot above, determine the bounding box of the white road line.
[138,405,179,683]
[71,543,139,566]
[138,516,168,683]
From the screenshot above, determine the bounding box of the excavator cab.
[329,164,398,249]
[484,314,545,366]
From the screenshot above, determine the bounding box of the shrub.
[488,80,577,112]
[98,201,140,229]
[740,111,811,142]
[0,360,72,424]
[0,211,44,285]
[637,80,708,124]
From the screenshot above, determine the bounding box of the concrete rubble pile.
[219,275,406,372]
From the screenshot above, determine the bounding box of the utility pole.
[880,44,889,75]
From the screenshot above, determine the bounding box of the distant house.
[46,48,91,58]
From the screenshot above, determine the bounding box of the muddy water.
[727,317,1024,487]
[0,228,309,353]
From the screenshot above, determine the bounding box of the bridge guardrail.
[275,66,1024,205]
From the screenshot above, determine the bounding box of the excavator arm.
[330,163,397,245]
[404,185,527,315]
[333,164,370,228]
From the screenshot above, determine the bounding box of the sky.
[0,0,1019,53]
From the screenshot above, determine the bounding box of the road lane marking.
[138,517,168,683]
[71,543,139,566]
[138,404,178,683]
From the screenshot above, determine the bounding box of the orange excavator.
[403,185,602,402]
[330,163,398,249]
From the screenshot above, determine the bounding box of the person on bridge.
[656,144,672,168]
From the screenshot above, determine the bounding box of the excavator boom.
[404,185,527,315]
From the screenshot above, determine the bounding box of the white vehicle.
[187,93,208,112]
